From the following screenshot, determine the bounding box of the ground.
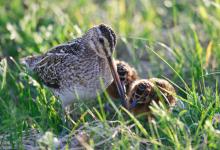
[0,0,220,149]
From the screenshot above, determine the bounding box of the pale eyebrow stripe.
[96,28,102,36]
[91,39,100,54]
[89,40,96,52]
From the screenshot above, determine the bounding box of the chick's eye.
[99,37,104,43]
[138,83,146,91]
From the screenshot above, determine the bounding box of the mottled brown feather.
[23,24,117,107]
[127,78,176,117]
[106,59,139,99]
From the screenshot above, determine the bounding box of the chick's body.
[106,60,138,99]
[128,78,176,116]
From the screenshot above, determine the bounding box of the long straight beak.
[106,56,127,108]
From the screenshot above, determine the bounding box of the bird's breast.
[57,56,113,106]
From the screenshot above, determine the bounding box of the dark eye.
[117,65,127,76]
[138,83,146,91]
[99,37,104,44]
[136,83,146,95]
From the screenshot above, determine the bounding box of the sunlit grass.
[0,0,220,149]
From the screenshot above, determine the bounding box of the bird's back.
[23,38,113,107]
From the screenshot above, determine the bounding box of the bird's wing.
[33,42,83,89]
[46,38,82,55]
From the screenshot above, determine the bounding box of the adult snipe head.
[23,24,126,108]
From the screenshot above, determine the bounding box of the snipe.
[127,78,176,116]
[106,59,139,99]
[23,24,126,108]
[106,60,176,116]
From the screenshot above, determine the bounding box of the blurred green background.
[0,0,220,149]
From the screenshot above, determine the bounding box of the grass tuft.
[0,0,220,149]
